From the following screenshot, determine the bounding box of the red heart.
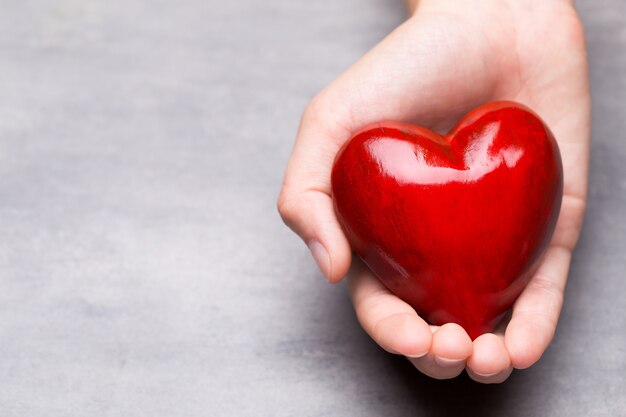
[331,102,563,339]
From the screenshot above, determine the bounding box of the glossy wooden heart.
[331,102,563,339]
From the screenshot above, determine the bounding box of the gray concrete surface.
[0,0,624,416]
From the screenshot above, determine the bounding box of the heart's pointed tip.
[455,322,493,341]
[467,329,484,341]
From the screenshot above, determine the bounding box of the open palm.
[278,0,589,383]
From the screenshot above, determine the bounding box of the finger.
[551,193,587,253]
[277,96,355,283]
[348,261,431,358]
[467,333,512,384]
[432,323,473,365]
[409,323,473,379]
[505,244,571,369]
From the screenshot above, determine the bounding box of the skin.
[278,0,590,383]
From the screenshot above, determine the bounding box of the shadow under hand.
[383,354,519,417]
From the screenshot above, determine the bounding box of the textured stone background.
[0,0,624,415]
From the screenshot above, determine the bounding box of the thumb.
[278,98,353,283]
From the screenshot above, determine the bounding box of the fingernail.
[308,240,331,280]
[472,370,499,377]
[434,356,465,368]
[406,351,429,359]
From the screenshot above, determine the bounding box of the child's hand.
[278,0,589,383]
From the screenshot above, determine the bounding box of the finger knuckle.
[276,190,298,224]
[302,93,327,124]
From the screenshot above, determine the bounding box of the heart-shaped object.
[331,102,563,339]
